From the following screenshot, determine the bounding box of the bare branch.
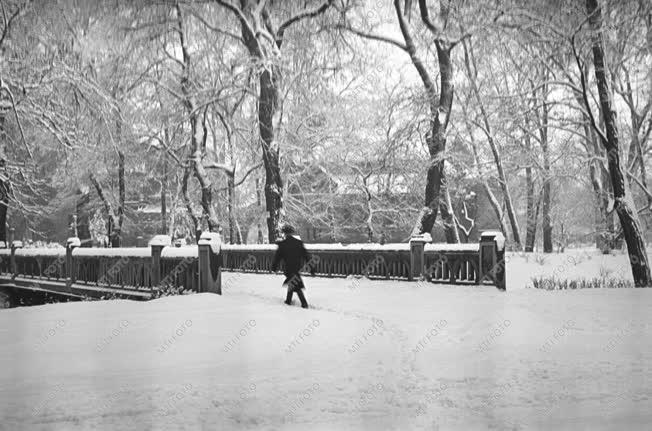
[276,0,335,47]
[393,0,437,113]
[0,80,33,159]
[336,24,407,51]
[213,0,262,56]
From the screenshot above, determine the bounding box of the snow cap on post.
[480,230,506,251]
[198,231,221,255]
[66,237,81,248]
[148,235,171,247]
[409,232,432,244]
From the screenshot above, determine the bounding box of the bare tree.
[213,0,334,242]
[461,38,522,249]
[90,151,125,247]
[341,0,476,242]
[580,0,651,286]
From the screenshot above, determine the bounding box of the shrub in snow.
[530,276,634,290]
[152,283,196,298]
[534,253,547,266]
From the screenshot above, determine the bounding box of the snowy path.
[1,272,651,430]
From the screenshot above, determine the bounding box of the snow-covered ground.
[1,253,651,430]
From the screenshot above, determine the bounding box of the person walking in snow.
[272,224,315,308]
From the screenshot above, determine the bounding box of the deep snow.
[1,251,651,430]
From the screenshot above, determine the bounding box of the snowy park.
[1,248,651,430]
[3,0,652,430]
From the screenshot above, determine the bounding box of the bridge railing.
[0,230,506,300]
[0,237,200,299]
[221,243,412,279]
[220,231,505,289]
[17,248,67,281]
[71,248,153,291]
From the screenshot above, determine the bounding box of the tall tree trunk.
[586,0,652,286]
[227,172,236,244]
[0,177,9,245]
[88,150,124,247]
[0,121,8,245]
[440,186,459,243]
[115,151,125,247]
[216,1,333,243]
[362,179,374,242]
[462,40,521,248]
[588,126,614,251]
[75,189,92,247]
[176,5,220,234]
[258,69,284,242]
[541,140,552,253]
[161,162,167,235]
[464,97,507,236]
[182,165,201,243]
[161,129,170,235]
[524,165,537,252]
[535,88,552,254]
[413,40,456,243]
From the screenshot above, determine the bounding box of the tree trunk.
[462,40,521,248]
[539,99,552,253]
[463,42,521,249]
[440,186,459,243]
[161,132,169,235]
[114,151,125,247]
[161,164,167,235]
[89,170,120,247]
[75,189,92,247]
[587,0,652,286]
[0,178,8,245]
[227,172,236,244]
[181,165,200,242]
[525,165,537,252]
[414,41,455,243]
[88,150,124,247]
[541,159,552,253]
[0,119,7,245]
[464,97,507,237]
[362,181,374,243]
[177,5,220,234]
[258,68,284,243]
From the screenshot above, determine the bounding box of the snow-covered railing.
[411,231,505,288]
[220,232,504,288]
[0,236,200,298]
[11,245,67,281]
[71,247,154,290]
[0,230,506,302]
[221,243,412,280]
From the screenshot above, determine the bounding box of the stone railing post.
[66,237,80,287]
[479,230,506,290]
[198,231,222,294]
[149,235,171,289]
[10,240,23,279]
[409,233,432,281]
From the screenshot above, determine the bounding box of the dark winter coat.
[272,235,315,278]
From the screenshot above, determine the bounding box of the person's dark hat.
[281,224,295,235]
